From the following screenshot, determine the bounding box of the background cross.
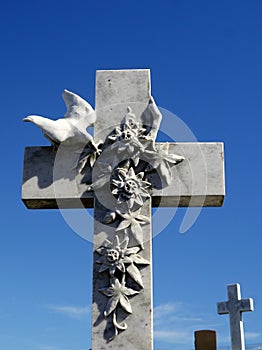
[217,283,254,350]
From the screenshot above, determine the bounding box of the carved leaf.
[130,222,144,248]
[131,254,150,265]
[99,287,114,298]
[127,263,144,288]
[135,215,150,224]
[158,161,172,185]
[122,286,140,296]
[104,296,119,317]
[125,246,140,255]
[119,294,133,314]
[162,153,184,164]
[116,219,131,232]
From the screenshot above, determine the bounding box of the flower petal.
[136,172,144,180]
[113,235,120,247]
[135,215,150,224]
[117,262,126,273]
[128,167,136,178]
[134,195,144,207]
[122,256,133,264]
[99,287,114,297]
[119,235,129,250]
[123,286,139,296]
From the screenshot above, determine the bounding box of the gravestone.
[195,330,217,350]
[22,69,225,349]
[217,283,254,350]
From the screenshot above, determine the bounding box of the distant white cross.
[217,283,254,350]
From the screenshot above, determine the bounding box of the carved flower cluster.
[99,276,139,317]
[97,235,149,340]
[97,235,150,288]
[91,102,184,341]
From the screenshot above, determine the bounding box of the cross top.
[217,284,254,350]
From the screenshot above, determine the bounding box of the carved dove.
[23,89,97,149]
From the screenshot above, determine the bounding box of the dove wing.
[62,89,96,132]
[141,96,162,141]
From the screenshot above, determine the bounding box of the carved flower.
[111,167,151,208]
[108,107,145,142]
[145,143,184,185]
[108,107,146,166]
[96,235,140,276]
[116,208,150,248]
[99,277,139,317]
[96,234,150,287]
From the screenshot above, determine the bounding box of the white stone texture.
[22,142,225,209]
[92,70,153,349]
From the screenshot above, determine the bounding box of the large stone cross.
[217,284,254,350]
[22,69,225,350]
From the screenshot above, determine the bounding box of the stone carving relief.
[24,92,184,340]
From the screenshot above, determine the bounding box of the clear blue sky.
[1,1,262,349]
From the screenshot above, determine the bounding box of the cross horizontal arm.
[22,142,225,209]
[239,299,254,312]
[217,301,229,315]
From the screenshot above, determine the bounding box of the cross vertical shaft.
[92,70,153,349]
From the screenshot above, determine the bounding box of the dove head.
[23,115,49,126]
[23,116,34,122]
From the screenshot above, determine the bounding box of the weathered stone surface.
[195,330,217,350]
[92,200,152,349]
[22,142,224,209]
[90,70,153,349]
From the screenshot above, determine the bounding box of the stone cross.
[22,69,225,350]
[217,283,254,350]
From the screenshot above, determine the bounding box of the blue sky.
[1,0,262,349]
